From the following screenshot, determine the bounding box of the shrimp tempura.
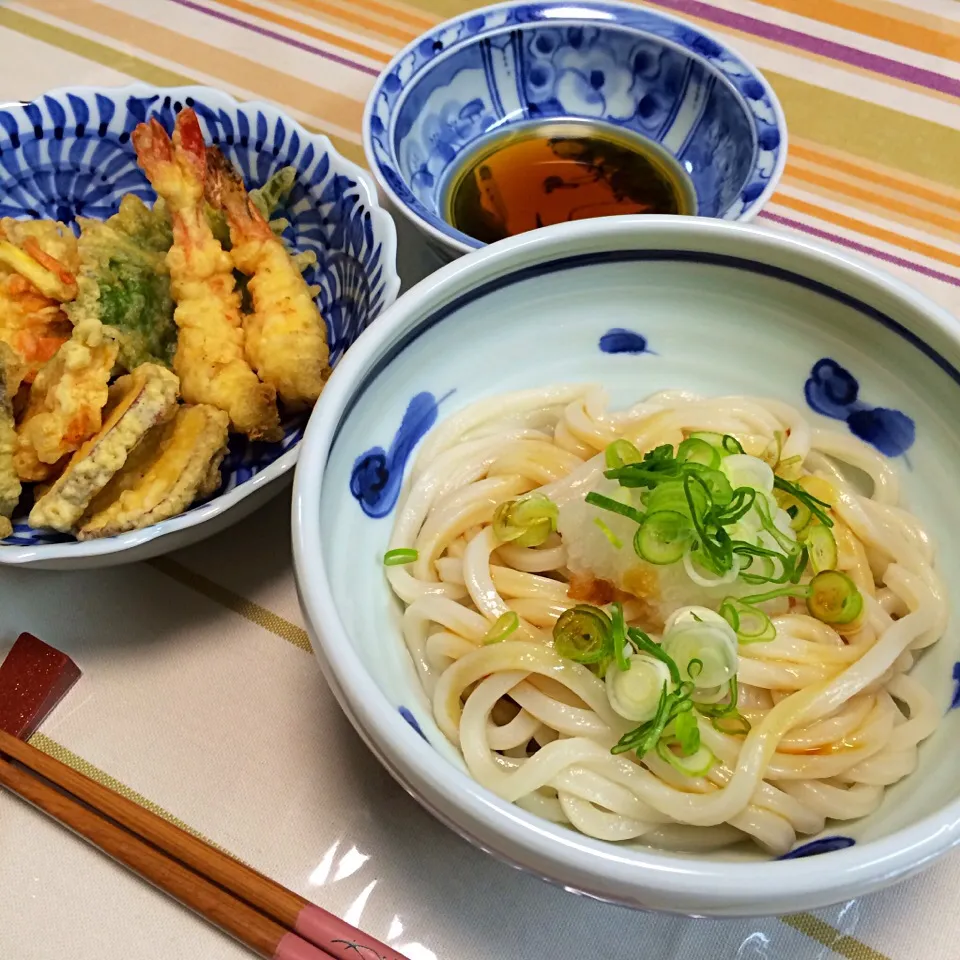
[206,148,330,409]
[132,109,280,440]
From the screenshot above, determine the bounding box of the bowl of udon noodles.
[293,215,960,916]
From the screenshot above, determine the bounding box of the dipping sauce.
[443,120,696,244]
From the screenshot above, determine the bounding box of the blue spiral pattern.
[0,86,395,547]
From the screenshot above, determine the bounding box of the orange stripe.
[638,0,960,109]
[748,0,960,62]
[785,164,960,236]
[782,175,960,247]
[842,0,960,40]
[25,0,365,135]
[267,0,420,44]
[210,0,390,63]
[790,141,960,213]
[281,0,435,32]
[772,193,960,269]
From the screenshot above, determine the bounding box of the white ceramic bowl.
[292,216,960,916]
[0,84,400,569]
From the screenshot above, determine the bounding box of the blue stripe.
[676,74,716,157]
[654,58,693,141]
[330,249,960,451]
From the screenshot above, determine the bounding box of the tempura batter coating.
[14,320,119,482]
[0,344,22,538]
[29,363,179,532]
[0,219,77,383]
[79,403,229,539]
[67,195,177,372]
[206,149,330,409]
[132,109,280,440]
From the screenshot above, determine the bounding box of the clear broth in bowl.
[442,120,696,244]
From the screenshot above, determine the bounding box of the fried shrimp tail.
[132,110,281,440]
[206,148,330,409]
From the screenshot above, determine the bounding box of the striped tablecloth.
[1,2,958,959]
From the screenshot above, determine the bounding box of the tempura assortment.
[0,108,331,543]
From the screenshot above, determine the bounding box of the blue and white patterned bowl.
[0,84,399,569]
[294,215,960,916]
[363,0,787,260]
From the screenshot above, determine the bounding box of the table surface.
[3,1,960,958]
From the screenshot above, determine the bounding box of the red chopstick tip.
[295,904,410,960]
[274,932,337,960]
[0,632,81,739]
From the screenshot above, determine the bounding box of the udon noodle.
[383,386,947,855]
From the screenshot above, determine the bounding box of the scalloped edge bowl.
[0,84,399,570]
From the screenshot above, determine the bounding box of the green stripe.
[782,913,891,960]
[766,71,960,192]
[0,7,192,85]
[0,6,365,165]
[149,557,314,654]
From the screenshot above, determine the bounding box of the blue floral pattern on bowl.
[0,84,399,551]
[364,0,786,257]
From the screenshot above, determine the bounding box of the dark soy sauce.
[443,120,696,244]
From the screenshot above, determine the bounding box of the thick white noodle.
[386,388,948,855]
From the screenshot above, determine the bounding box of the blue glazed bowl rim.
[0,82,400,566]
[362,0,788,255]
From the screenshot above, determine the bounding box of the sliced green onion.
[713,712,751,735]
[722,435,746,455]
[761,430,785,467]
[605,652,671,722]
[754,495,799,556]
[643,479,707,519]
[610,602,630,672]
[694,678,750,736]
[776,491,812,531]
[720,454,775,495]
[677,437,721,469]
[553,604,613,664]
[634,510,693,565]
[492,493,558,547]
[611,679,694,758]
[773,475,833,528]
[585,491,644,525]
[593,517,623,549]
[383,548,418,566]
[807,570,863,625]
[673,707,701,755]
[714,486,757,525]
[804,524,838,574]
[627,627,682,686]
[483,611,519,645]
[605,439,643,469]
[777,454,803,476]
[656,739,717,776]
[719,598,777,644]
[738,584,809,605]
[689,467,734,507]
[688,431,729,454]
[661,614,739,688]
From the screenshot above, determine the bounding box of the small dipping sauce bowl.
[363,0,787,260]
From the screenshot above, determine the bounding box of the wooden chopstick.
[0,753,329,960]
[0,729,409,960]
